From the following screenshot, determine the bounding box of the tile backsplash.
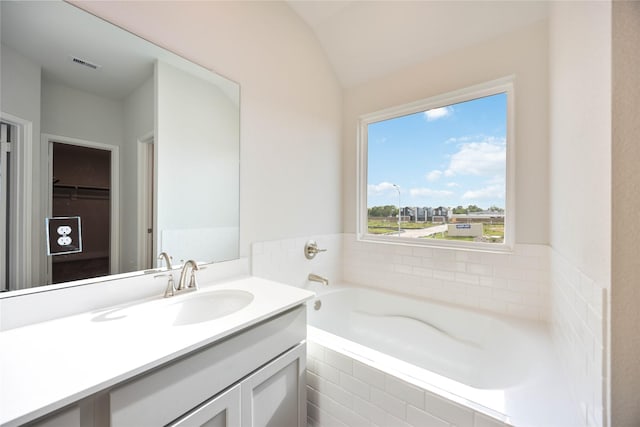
[250,233,343,290]
[342,234,550,321]
[550,249,607,427]
[251,233,550,321]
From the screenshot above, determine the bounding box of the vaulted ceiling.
[287,1,550,88]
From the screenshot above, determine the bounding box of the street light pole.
[392,184,401,236]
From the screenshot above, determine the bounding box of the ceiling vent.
[69,55,101,70]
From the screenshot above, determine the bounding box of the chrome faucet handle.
[188,271,199,290]
[304,240,327,260]
[154,273,176,298]
[157,252,173,270]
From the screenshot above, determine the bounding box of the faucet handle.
[154,273,176,298]
[188,271,199,290]
[304,240,327,260]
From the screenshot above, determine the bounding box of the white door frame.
[137,131,154,270]
[1,112,33,291]
[42,134,120,282]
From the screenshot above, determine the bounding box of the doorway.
[47,138,118,284]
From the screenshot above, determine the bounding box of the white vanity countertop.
[0,276,314,427]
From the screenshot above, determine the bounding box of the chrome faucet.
[308,273,329,286]
[158,251,173,270]
[178,260,200,291]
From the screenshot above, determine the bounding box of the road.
[393,224,447,238]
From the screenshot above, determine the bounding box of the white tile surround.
[306,341,510,427]
[250,234,344,291]
[252,233,550,321]
[550,249,607,427]
[251,233,608,427]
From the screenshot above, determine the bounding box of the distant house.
[399,206,449,223]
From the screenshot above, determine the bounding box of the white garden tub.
[306,285,580,427]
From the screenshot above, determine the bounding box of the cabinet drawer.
[110,306,306,427]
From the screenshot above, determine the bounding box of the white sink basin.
[165,290,254,326]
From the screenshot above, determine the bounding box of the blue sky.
[367,93,507,210]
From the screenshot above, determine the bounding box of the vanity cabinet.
[240,343,306,427]
[28,406,81,427]
[169,384,241,427]
[170,343,305,427]
[110,306,307,427]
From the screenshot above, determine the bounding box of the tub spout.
[308,273,329,286]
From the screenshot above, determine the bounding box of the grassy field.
[368,219,505,242]
[367,219,436,235]
[424,223,504,242]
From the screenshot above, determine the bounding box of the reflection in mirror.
[0,0,240,293]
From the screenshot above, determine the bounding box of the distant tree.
[467,204,483,213]
[452,205,467,214]
[368,205,398,217]
[488,205,505,213]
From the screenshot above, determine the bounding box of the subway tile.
[384,375,425,410]
[424,391,474,426]
[473,412,510,427]
[401,255,422,267]
[325,349,353,374]
[320,378,354,409]
[394,245,414,256]
[315,360,341,384]
[433,249,456,262]
[307,401,349,427]
[433,270,456,281]
[406,405,450,427]
[307,370,321,390]
[353,394,387,422]
[412,266,433,278]
[455,250,483,263]
[308,341,326,361]
[466,262,493,276]
[382,412,414,427]
[353,361,386,390]
[371,388,407,420]
[455,272,480,285]
[412,246,434,258]
[335,407,370,427]
[340,371,371,400]
[394,264,413,275]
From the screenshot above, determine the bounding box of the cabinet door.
[169,384,241,427]
[241,344,306,427]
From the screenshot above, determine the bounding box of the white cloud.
[425,170,442,182]
[446,182,460,187]
[424,106,453,122]
[368,181,398,195]
[409,188,454,198]
[445,137,506,177]
[462,184,505,200]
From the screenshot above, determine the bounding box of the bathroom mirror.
[0,1,240,293]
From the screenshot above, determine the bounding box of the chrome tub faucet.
[308,273,329,286]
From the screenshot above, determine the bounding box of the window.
[357,77,514,250]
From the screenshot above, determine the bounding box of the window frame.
[356,76,516,252]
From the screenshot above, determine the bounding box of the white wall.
[122,76,153,272]
[343,21,549,245]
[73,1,344,259]
[548,3,611,427]
[41,79,124,147]
[156,60,239,263]
[611,3,640,426]
[0,43,43,286]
